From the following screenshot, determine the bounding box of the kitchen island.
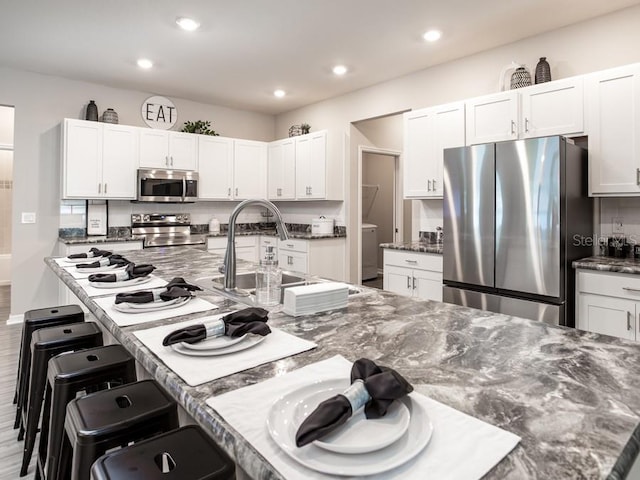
[46,246,640,479]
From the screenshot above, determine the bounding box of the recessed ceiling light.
[274,89,286,98]
[423,30,442,42]
[332,65,348,76]
[176,17,200,31]
[137,58,153,69]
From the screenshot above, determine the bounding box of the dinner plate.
[75,264,126,273]
[171,334,265,356]
[180,334,247,351]
[266,378,433,476]
[64,256,105,264]
[89,276,152,289]
[292,384,410,454]
[113,296,190,314]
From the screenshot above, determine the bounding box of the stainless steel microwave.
[137,169,198,203]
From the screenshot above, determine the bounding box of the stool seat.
[90,425,235,480]
[39,344,137,480]
[65,379,179,480]
[20,322,103,477]
[14,305,84,431]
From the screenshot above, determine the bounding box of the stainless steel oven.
[131,213,206,247]
[137,169,198,203]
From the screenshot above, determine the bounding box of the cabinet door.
[278,250,308,274]
[413,269,443,302]
[521,78,584,138]
[101,124,137,199]
[268,139,296,200]
[139,129,169,168]
[63,119,102,198]
[431,102,466,197]
[586,64,640,195]
[403,109,434,198]
[465,91,519,145]
[234,140,267,199]
[383,265,413,297]
[168,132,198,170]
[579,293,636,341]
[198,136,233,199]
[295,132,326,199]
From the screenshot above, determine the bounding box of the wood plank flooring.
[0,285,36,478]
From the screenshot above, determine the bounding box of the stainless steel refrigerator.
[442,136,592,327]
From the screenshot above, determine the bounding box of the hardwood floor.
[0,285,35,478]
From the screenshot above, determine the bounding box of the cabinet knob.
[412,277,417,290]
[427,179,431,191]
[227,188,231,197]
[511,120,516,135]
[404,259,418,264]
[407,276,411,289]
[235,187,238,196]
[525,118,530,133]
[98,183,101,194]
[170,156,174,167]
[432,179,437,191]
[165,155,169,166]
[104,183,107,194]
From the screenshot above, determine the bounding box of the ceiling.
[1,0,639,115]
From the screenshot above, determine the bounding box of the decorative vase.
[510,67,532,89]
[535,57,551,84]
[101,108,119,124]
[85,100,98,121]
[289,125,303,137]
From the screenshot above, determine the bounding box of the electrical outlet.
[612,217,624,234]
[21,212,36,224]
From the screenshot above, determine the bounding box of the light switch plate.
[21,212,36,224]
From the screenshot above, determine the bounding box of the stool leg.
[45,384,73,480]
[58,435,73,480]
[36,385,52,480]
[20,353,48,476]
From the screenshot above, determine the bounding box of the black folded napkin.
[114,277,202,304]
[88,262,155,283]
[68,247,112,259]
[77,254,130,270]
[161,307,270,346]
[294,358,413,447]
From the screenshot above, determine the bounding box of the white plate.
[266,378,433,476]
[292,384,410,454]
[171,334,265,356]
[75,264,126,273]
[89,276,152,289]
[64,256,101,264]
[113,296,190,314]
[180,334,247,351]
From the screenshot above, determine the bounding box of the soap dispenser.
[255,246,282,306]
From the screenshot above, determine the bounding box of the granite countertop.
[574,255,640,274]
[206,230,347,240]
[380,241,443,255]
[46,246,640,479]
[58,235,146,245]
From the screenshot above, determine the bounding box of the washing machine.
[361,223,378,281]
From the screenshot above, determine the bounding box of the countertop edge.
[573,256,640,275]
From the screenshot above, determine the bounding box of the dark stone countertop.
[380,241,443,255]
[573,256,640,274]
[58,235,146,245]
[46,246,640,479]
[205,230,346,240]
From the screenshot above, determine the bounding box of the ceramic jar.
[510,67,532,89]
[85,100,98,121]
[535,57,551,84]
[101,108,119,124]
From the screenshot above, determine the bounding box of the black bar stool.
[63,379,179,480]
[90,425,236,480]
[38,344,137,480]
[14,305,84,431]
[20,322,103,477]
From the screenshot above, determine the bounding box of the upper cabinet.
[403,102,465,198]
[586,63,640,196]
[268,138,296,200]
[139,129,197,170]
[465,77,584,145]
[198,137,267,200]
[62,119,137,199]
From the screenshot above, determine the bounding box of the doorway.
[0,105,14,288]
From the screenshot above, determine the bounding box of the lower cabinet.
[278,238,346,281]
[383,249,443,302]
[207,236,258,263]
[576,269,640,341]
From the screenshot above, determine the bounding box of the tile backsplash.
[600,197,640,244]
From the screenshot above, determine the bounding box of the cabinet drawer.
[278,251,308,274]
[383,249,443,272]
[577,270,640,300]
[279,238,308,253]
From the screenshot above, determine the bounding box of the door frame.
[357,145,402,285]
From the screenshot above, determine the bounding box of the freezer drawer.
[443,286,563,326]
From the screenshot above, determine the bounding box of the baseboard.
[6,313,24,325]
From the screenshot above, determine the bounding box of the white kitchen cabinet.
[465,91,519,145]
[267,138,296,200]
[198,136,234,199]
[234,139,268,199]
[383,249,443,301]
[295,131,327,199]
[139,129,197,170]
[586,63,640,196]
[576,269,640,341]
[279,237,345,281]
[403,102,465,198]
[62,119,137,199]
[207,236,258,263]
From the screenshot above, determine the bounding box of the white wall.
[0,66,275,320]
[275,4,640,281]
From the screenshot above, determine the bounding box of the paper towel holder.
[86,200,108,236]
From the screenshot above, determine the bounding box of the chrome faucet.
[222,199,289,291]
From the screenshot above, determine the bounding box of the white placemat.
[77,274,168,297]
[94,295,218,327]
[134,315,317,386]
[207,355,521,480]
[54,257,126,279]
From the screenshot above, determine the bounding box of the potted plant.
[181,120,219,136]
[300,123,311,134]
